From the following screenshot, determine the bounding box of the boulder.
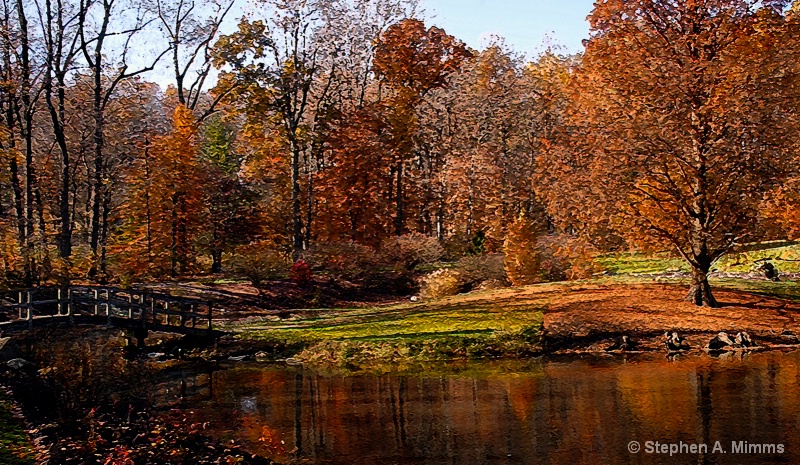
[606,335,637,352]
[6,358,31,370]
[759,262,780,282]
[665,332,690,352]
[734,332,754,348]
[0,337,21,362]
[708,332,735,350]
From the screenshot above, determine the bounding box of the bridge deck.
[0,286,216,337]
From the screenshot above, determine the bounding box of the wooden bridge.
[0,286,216,344]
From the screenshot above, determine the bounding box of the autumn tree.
[79,0,169,278]
[373,18,471,236]
[213,0,334,258]
[425,44,532,248]
[197,116,263,273]
[315,104,395,245]
[114,105,205,278]
[538,0,799,306]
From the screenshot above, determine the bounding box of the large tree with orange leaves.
[374,18,471,236]
[538,0,800,306]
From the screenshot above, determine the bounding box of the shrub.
[420,269,462,299]
[289,259,313,286]
[381,233,445,270]
[504,216,602,286]
[504,215,545,286]
[550,235,603,279]
[456,253,508,291]
[304,241,378,280]
[231,241,289,287]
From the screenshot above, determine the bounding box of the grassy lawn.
[597,240,800,275]
[234,286,547,343]
[226,241,800,367]
[595,251,689,274]
[0,397,35,465]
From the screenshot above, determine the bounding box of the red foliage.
[289,259,312,286]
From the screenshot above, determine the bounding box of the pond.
[177,351,800,464]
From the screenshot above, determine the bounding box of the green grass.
[715,241,800,273]
[0,397,35,465]
[595,251,689,275]
[596,241,800,275]
[235,287,545,343]
[225,240,800,368]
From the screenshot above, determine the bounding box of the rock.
[780,331,799,344]
[6,358,31,370]
[147,352,167,360]
[0,337,21,362]
[708,332,735,350]
[665,332,690,352]
[606,335,636,352]
[285,357,302,366]
[227,355,248,362]
[410,296,419,302]
[759,262,780,282]
[254,351,269,362]
[734,332,754,348]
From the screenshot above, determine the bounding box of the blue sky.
[423,0,596,55]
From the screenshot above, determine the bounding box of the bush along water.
[2,329,277,464]
[293,324,543,372]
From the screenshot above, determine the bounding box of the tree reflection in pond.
[185,353,800,465]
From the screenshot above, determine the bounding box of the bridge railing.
[0,286,213,334]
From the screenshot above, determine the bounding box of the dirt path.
[542,283,800,351]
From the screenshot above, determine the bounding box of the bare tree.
[78,0,169,279]
[155,0,234,118]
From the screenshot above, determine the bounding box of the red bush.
[290,259,312,286]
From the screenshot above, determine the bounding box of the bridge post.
[93,289,99,315]
[26,290,32,329]
[57,288,63,316]
[133,327,148,350]
[67,288,74,323]
[106,289,112,326]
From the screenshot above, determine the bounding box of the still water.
[181,351,800,464]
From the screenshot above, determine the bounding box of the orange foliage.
[110,106,206,279]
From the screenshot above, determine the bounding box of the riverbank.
[220,276,800,368]
[5,275,800,462]
[0,388,35,465]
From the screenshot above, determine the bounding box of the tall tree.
[39,0,81,261]
[373,18,471,236]
[79,0,168,279]
[214,1,326,258]
[538,0,799,306]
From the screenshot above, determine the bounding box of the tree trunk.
[686,265,718,307]
[291,141,303,260]
[394,161,404,236]
[211,249,222,274]
[88,94,104,278]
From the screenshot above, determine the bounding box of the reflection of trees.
[187,355,800,464]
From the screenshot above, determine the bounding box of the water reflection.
[186,352,800,464]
